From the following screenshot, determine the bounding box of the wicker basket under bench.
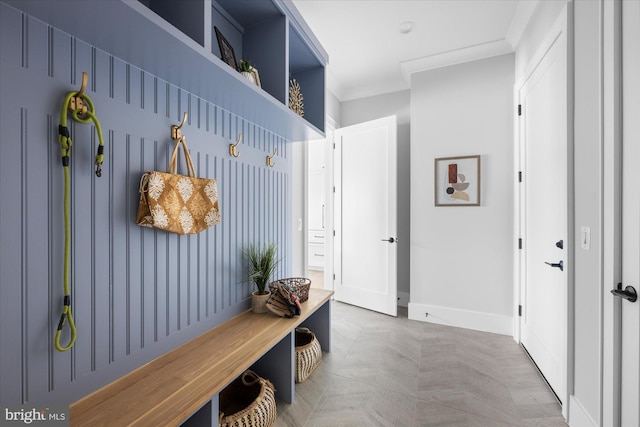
[69,288,333,427]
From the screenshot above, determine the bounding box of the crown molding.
[505,0,541,49]
[400,39,513,82]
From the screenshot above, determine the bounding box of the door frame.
[324,116,336,291]
[602,0,623,425]
[514,3,574,418]
[303,116,337,291]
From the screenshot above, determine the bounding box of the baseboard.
[568,395,597,427]
[408,302,513,336]
[397,291,410,307]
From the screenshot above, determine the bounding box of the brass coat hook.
[68,72,89,114]
[229,133,242,157]
[171,112,188,141]
[266,147,277,167]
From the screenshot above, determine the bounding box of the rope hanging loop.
[54,72,105,352]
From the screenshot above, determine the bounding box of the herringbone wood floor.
[275,301,567,427]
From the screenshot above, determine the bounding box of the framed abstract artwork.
[434,155,481,206]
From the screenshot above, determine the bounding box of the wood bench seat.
[70,288,334,426]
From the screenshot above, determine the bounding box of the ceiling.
[292,0,536,101]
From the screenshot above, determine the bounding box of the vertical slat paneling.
[111,131,128,361]
[18,14,49,403]
[93,127,111,370]
[111,57,126,103]
[127,136,143,353]
[0,4,22,67]
[154,140,169,340]
[241,163,249,298]
[26,14,47,73]
[0,5,292,407]
[141,139,156,347]
[71,37,95,381]
[215,156,223,314]
[223,158,231,308]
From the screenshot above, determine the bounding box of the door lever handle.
[611,283,638,303]
[544,260,564,271]
[381,237,396,243]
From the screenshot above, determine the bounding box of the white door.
[517,9,569,403]
[334,116,397,316]
[618,2,640,424]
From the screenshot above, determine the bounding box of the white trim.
[400,39,513,82]
[323,119,335,293]
[601,0,622,426]
[569,395,599,427]
[408,303,513,336]
[515,5,568,87]
[506,0,541,49]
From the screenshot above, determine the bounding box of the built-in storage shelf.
[7,0,327,141]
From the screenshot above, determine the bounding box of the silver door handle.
[381,237,397,243]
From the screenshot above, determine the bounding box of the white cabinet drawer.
[309,230,325,244]
[308,243,325,270]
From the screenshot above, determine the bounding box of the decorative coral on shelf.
[289,79,304,117]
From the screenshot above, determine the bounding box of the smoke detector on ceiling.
[399,21,415,34]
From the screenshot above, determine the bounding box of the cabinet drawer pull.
[314,253,324,257]
[313,235,324,239]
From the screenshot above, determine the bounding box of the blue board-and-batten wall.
[0,2,292,406]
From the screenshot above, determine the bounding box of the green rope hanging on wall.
[55,72,105,352]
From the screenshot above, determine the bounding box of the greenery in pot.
[239,60,254,73]
[244,243,279,295]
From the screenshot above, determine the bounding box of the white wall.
[571,0,603,425]
[341,90,411,304]
[408,54,515,335]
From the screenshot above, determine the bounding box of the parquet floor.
[275,301,567,427]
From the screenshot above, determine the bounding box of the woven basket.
[269,278,311,303]
[219,370,277,427]
[294,328,322,383]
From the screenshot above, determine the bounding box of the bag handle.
[167,137,197,177]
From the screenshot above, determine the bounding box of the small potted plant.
[238,60,257,85]
[244,243,279,313]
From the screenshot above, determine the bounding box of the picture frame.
[215,27,238,71]
[434,155,481,206]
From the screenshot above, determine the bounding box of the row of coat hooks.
[229,133,277,167]
[172,113,277,167]
[70,75,278,167]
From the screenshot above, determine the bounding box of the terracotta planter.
[251,291,271,314]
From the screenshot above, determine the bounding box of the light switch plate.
[298,218,303,231]
[581,226,590,250]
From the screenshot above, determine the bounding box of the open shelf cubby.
[6,0,327,141]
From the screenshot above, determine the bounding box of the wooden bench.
[70,288,334,426]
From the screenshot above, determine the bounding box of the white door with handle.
[517,6,569,404]
[334,116,397,316]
